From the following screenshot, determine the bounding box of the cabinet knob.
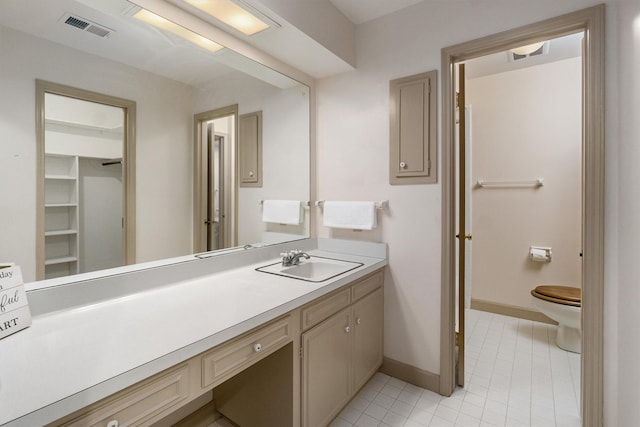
[249,171,254,177]
[344,326,350,333]
[400,161,407,169]
[356,318,362,325]
[253,343,262,352]
[107,421,119,427]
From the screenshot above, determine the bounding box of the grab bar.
[476,178,544,188]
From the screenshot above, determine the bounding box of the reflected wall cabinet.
[239,111,263,187]
[44,154,80,278]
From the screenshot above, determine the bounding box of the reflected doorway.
[194,105,237,252]
[36,80,136,280]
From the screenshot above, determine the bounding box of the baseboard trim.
[380,357,440,395]
[470,298,557,325]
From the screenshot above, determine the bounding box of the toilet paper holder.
[529,246,552,263]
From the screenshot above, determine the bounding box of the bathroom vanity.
[0,239,387,427]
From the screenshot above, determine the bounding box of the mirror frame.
[36,79,137,280]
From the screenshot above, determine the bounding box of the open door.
[455,63,467,387]
[205,124,226,251]
[194,105,237,253]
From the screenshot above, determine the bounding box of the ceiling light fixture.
[510,41,545,56]
[133,9,224,53]
[183,0,270,36]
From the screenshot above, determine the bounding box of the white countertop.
[0,239,387,426]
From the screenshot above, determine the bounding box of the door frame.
[36,80,137,279]
[193,104,238,252]
[440,5,605,426]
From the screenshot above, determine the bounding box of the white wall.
[467,58,582,310]
[0,26,195,281]
[316,2,621,424]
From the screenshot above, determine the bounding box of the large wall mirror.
[0,0,311,282]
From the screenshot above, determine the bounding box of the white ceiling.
[0,0,304,88]
[0,0,582,87]
[329,0,425,24]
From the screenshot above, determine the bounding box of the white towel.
[322,201,377,230]
[262,200,302,225]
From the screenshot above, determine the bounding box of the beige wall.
[467,57,583,310]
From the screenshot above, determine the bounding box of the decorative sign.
[0,264,32,340]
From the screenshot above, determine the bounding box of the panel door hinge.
[455,91,460,108]
[299,346,303,358]
[455,331,461,347]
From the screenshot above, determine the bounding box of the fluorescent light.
[510,42,545,56]
[183,0,270,36]
[134,9,224,53]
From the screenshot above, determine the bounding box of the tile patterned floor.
[332,309,581,427]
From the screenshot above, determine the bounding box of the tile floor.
[332,309,581,427]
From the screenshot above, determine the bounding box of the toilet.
[531,285,581,353]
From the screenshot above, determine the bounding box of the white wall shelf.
[45,174,76,180]
[45,229,78,237]
[44,154,80,279]
[45,256,79,266]
[45,203,78,207]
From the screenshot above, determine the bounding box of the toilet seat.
[531,285,581,307]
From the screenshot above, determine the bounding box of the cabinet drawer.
[61,364,189,427]
[201,316,291,388]
[301,288,350,331]
[351,270,384,302]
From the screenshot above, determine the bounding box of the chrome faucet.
[280,250,310,266]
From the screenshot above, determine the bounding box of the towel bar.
[259,200,310,207]
[476,178,544,188]
[315,200,389,210]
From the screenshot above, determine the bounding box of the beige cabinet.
[51,316,293,427]
[301,270,384,427]
[239,111,262,187]
[49,270,384,427]
[301,308,352,427]
[389,70,437,185]
[201,316,292,388]
[352,288,384,392]
[57,364,190,427]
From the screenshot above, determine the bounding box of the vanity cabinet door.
[58,364,190,427]
[352,288,384,392]
[301,308,351,427]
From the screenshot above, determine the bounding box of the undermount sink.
[256,256,363,282]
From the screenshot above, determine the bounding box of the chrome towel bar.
[476,178,544,188]
[315,200,389,209]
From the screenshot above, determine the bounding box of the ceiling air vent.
[61,13,114,38]
[507,41,549,62]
